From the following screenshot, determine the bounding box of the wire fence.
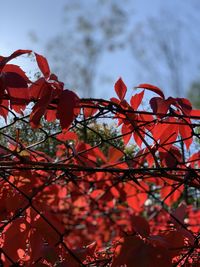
[0,98,199,266]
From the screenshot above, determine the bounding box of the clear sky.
[1,0,200,99]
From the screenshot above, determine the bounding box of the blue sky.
[1,0,200,99]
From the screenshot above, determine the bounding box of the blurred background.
[1,0,200,106]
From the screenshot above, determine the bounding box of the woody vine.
[0,50,199,266]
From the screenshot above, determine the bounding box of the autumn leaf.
[112,235,172,267]
[2,219,29,263]
[124,181,148,212]
[57,89,80,130]
[56,130,78,142]
[179,121,193,150]
[30,82,53,128]
[4,72,28,88]
[135,83,165,99]
[150,97,169,114]
[108,146,124,163]
[131,215,150,237]
[160,180,184,206]
[163,230,185,257]
[2,64,30,83]
[114,78,127,100]
[172,202,187,225]
[130,90,144,110]
[0,99,9,120]
[190,109,200,117]
[175,98,192,115]
[35,53,50,78]
[121,123,132,145]
[0,49,32,70]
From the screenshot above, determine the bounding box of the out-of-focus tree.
[42,1,200,99]
[45,0,131,97]
[187,80,200,109]
[187,80,200,149]
[129,9,200,97]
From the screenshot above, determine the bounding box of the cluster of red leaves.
[112,78,195,150]
[0,50,79,129]
[0,51,199,266]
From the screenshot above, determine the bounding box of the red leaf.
[121,123,132,145]
[3,64,30,82]
[163,230,185,257]
[110,186,120,198]
[35,53,50,78]
[84,241,97,257]
[32,214,62,245]
[57,89,80,130]
[82,101,98,118]
[190,109,200,117]
[179,122,193,150]
[0,49,32,71]
[153,118,178,149]
[131,215,150,237]
[160,181,183,206]
[124,181,148,212]
[112,235,171,267]
[30,83,53,128]
[0,99,9,120]
[110,97,120,106]
[114,78,127,100]
[130,90,144,110]
[75,142,98,166]
[133,129,145,148]
[188,151,200,167]
[29,77,45,100]
[135,83,165,99]
[108,147,124,163]
[159,146,182,168]
[90,189,104,200]
[175,98,192,115]
[57,130,78,142]
[7,49,32,59]
[172,202,187,225]
[45,108,57,122]
[7,87,30,101]
[93,147,107,162]
[139,113,154,130]
[72,242,97,263]
[4,72,28,88]
[150,97,169,114]
[83,106,98,118]
[2,219,29,263]
[187,207,200,233]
